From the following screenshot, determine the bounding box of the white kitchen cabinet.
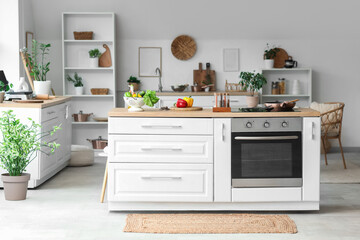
[109,135,213,163]
[232,188,302,202]
[108,163,213,202]
[302,117,321,202]
[213,119,231,202]
[0,100,72,188]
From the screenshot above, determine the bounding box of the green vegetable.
[139,91,145,97]
[143,90,159,107]
[124,92,132,97]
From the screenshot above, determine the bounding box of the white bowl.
[124,97,145,112]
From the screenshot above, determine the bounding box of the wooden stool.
[100,160,108,203]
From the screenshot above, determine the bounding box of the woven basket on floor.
[90,88,109,95]
[73,31,93,40]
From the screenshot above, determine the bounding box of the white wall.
[0,0,20,84]
[22,0,360,147]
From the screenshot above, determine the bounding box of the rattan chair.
[320,102,346,169]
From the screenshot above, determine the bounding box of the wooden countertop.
[156,91,258,96]
[109,108,320,118]
[0,96,72,109]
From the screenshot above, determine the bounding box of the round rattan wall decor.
[171,35,197,60]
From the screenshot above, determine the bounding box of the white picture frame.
[223,48,239,72]
[138,47,162,77]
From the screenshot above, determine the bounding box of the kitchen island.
[107,108,321,211]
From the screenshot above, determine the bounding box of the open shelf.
[64,67,113,70]
[64,40,113,43]
[261,68,312,71]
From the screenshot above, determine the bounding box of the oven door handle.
[234,136,299,140]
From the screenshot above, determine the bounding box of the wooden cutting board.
[170,106,203,111]
[193,63,216,91]
[99,44,112,67]
[273,48,289,68]
[14,100,44,103]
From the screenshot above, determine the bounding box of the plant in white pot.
[67,72,84,95]
[0,110,60,201]
[263,43,280,69]
[127,76,141,91]
[239,71,267,108]
[88,48,101,68]
[24,40,52,94]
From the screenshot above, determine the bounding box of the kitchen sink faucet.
[155,67,162,92]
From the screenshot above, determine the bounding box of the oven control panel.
[232,118,302,132]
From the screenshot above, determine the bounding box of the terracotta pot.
[1,173,30,201]
[0,92,4,103]
[246,95,259,108]
[129,83,140,91]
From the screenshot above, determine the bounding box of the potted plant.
[0,110,60,201]
[264,43,280,69]
[202,74,214,92]
[0,82,12,103]
[88,48,102,68]
[67,72,84,95]
[23,40,52,94]
[239,71,267,108]
[127,76,141,91]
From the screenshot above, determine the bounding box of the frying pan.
[264,99,299,112]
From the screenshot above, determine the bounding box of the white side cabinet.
[0,101,72,188]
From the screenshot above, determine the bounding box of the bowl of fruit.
[123,90,159,112]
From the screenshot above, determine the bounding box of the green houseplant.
[239,71,267,107]
[0,110,60,200]
[127,75,141,91]
[67,72,84,95]
[88,48,102,68]
[23,40,52,94]
[0,82,13,103]
[263,43,280,69]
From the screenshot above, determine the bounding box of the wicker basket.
[90,88,109,95]
[73,31,93,40]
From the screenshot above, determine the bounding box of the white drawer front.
[109,118,213,135]
[109,135,213,163]
[108,163,213,202]
[232,188,302,202]
[41,104,62,123]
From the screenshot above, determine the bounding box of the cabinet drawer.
[108,163,213,202]
[109,118,213,135]
[41,104,61,123]
[232,188,302,202]
[109,135,213,163]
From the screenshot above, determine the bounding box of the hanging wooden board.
[99,44,112,67]
[273,48,289,68]
[170,106,203,111]
[193,63,216,91]
[171,35,197,60]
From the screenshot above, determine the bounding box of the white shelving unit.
[62,12,116,147]
[261,68,312,107]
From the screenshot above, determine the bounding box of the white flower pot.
[89,58,99,68]
[246,95,259,108]
[75,86,84,95]
[264,59,274,69]
[34,80,51,95]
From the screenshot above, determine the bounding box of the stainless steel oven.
[231,118,302,188]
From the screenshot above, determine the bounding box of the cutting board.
[14,100,44,103]
[273,48,289,68]
[99,44,112,67]
[170,106,203,111]
[193,63,216,91]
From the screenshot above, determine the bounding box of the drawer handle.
[141,124,182,129]
[230,100,239,102]
[141,147,182,151]
[141,176,182,180]
[47,111,55,115]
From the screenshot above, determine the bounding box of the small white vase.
[246,95,259,108]
[292,80,301,95]
[75,86,84,95]
[89,58,99,68]
[264,59,274,69]
[34,80,51,95]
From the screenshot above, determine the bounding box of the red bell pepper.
[176,98,188,108]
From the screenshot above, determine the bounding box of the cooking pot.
[87,136,108,149]
[264,99,299,112]
[72,110,93,122]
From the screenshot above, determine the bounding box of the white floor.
[1,153,360,240]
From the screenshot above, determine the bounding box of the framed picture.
[223,48,239,72]
[26,32,34,50]
[138,47,162,77]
